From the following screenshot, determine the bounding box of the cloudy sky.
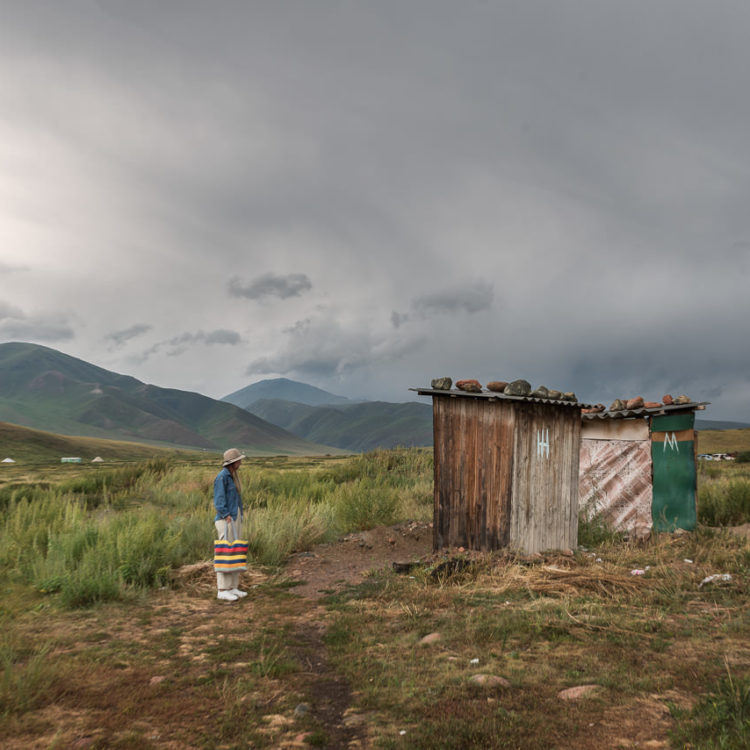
[2,1,749,420]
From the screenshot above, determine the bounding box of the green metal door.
[650,413,696,532]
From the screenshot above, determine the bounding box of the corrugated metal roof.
[582,402,709,420]
[410,387,596,408]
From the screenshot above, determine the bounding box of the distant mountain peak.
[222,378,350,408]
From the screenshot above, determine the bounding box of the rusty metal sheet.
[582,419,649,441]
[579,439,653,538]
[412,388,595,409]
[582,402,709,420]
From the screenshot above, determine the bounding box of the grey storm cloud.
[138,329,243,361]
[104,324,152,349]
[0,302,74,342]
[0,318,74,342]
[201,329,243,345]
[228,273,312,301]
[247,313,426,378]
[413,282,494,315]
[166,329,243,354]
[390,311,409,329]
[2,3,750,417]
[0,263,28,274]
[392,282,494,327]
[0,301,24,320]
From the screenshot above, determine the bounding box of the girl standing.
[213,448,247,602]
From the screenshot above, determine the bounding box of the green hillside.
[247,398,433,452]
[695,419,750,430]
[0,343,338,455]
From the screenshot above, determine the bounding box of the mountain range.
[228,386,750,453]
[220,377,434,452]
[0,343,334,455]
[1,342,745,457]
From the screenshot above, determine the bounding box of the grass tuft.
[670,662,750,749]
[0,639,65,721]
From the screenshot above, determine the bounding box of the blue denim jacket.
[213,467,243,521]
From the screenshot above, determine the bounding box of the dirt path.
[288,616,365,748]
[170,522,434,749]
[273,521,433,747]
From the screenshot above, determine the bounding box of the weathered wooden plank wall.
[433,397,514,550]
[510,403,580,553]
[432,396,579,553]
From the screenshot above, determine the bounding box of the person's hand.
[225,516,232,523]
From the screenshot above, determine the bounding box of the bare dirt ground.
[284,521,433,599]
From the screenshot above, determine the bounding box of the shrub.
[577,510,624,547]
[60,567,123,608]
[332,479,400,531]
[57,458,173,508]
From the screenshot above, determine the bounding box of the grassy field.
[697,427,750,454]
[0,449,747,748]
[0,420,211,466]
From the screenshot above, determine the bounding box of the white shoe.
[217,590,238,601]
[229,588,248,598]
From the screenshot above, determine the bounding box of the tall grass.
[0,638,65,721]
[0,457,172,510]
[0,458,215,606]
[243,501,336,567]
[699,477,750,525]
[670,664,750,749]
[5,446,747,610]
[0,449,434,607]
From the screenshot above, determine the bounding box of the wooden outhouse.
[415,388,590,554]
[579,402,707,537]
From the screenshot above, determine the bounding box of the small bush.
[60,568,123,608]
[699,463,722,479]
[333,480,399,531]
[577,510,623,547]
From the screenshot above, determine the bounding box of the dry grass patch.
[322,531,749,748]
